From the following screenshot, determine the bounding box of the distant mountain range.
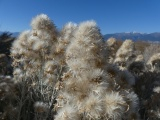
[104,32,160,41]
[0,31,19,37]
[1,31,160,41]
[11,32,19,37]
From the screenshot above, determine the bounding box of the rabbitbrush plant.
[6,14,146,120]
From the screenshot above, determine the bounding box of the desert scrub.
[114,39,136,70]
[9,14,141,120]
[0,54,9,75]
[127,54,145,76]
[0,75,19,120]
[55,21,139,120]
[143,43,160,64]
[105,37,118,63]
[147,53,160,72]
[10,14,75,120]
[134,72,160,119]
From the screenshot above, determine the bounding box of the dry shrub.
[134,72,160,119]
[143,43,160,63]
[0,54,8,75]
[0,76,18,120]
[134,40,149,54]
[55,21,139,120]
[114,39,136,70]
[3,14,160,120]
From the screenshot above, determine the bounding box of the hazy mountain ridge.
[0,31,19,37]
[1,31,160,41]
[104,32,160,41]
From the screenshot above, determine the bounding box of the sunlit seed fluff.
[91,82,108,95]
[44,61,58,74]
[13,68,23,76]
[32,29,53,40]
[147,53,160,65]
[56,91,74,105]
[103,91,127,119]
[135,54,144,62]
[56,22,77,58]
[114,39,135,69]
[61,22,77,40]
[80,68,104,81]
[66,58,92,71]
[13,68,24,79]
[31,14,55,30]
[64,77,90,95]
[76,20,103,44]
[115,39,134,58]
[121,39,134,49]
[78,20,97,34]
[106,37,117,47]
[55,105,80,120]
[56,20,110,119]
[66,20,104,70]
[34,101,49,113]
[80,93,103,119]
[11,30,30,52]
[4,76,12,79]
[114,57,125,64]
[55,19,141,120]
[32,39,47,51]
[153,86,160,93]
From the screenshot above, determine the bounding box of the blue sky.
[0,0,160,34]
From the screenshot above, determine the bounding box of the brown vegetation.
[0,14,160,120]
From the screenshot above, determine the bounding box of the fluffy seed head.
[106,37,117,47]
[80,93,103,119]
[11,30,30,51]
[66,20,105,71]
[147,53,160,71]
[116,39,134,57]
[153,86,160,93]
[135,54,144,62]
[31,14,56,30]
[103,92,127,119]
[147,53,160,65]
[55,105,80,120]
